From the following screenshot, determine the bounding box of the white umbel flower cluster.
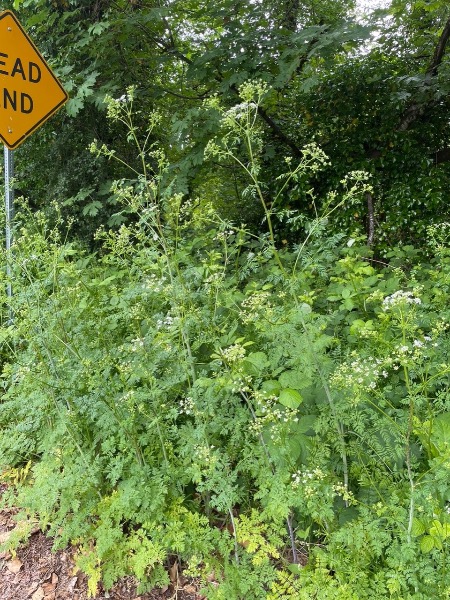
[382,290,421,311]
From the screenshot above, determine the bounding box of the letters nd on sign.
[0,54,42,113]
[0,10,68,149]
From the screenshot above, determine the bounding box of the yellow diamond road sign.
[0,10,68,150]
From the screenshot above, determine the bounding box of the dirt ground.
[0,487,204,600]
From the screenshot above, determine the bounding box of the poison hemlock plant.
[0,85,450,598]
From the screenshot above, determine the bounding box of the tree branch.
[280,0,300,32]
[366,191,375,246]
[136,13,304,156]
[256,105,302,157]
[398,14,450,131]
[432,147,450,164]
[159,87,211,100]
[426,15,450,78]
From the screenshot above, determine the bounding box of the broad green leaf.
[430,413,450,456]
[349,319,374,336]
[343,298,355,311]
[299,302,312,314]
[430,520,450,540]
[284,436,304,462]
[242,352,269,376]
[296,415,316,434]
[287,563,303,575]
[278,370,307,390]
[66,97,84,117]
[98,275,118,287]
[419,413,450,457]
[247,352,269,370]
[279,369,311,390]
[242,360,260,376]
[261,380,281,396]
[78,297,88,310]
[411,518,426,537]
[420,535,435,553]
[279,388,303,409]
[82,201,103,217]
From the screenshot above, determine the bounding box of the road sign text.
[0,10,68,149]
[0,53,42,82]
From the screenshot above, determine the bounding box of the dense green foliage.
[2,0,450,247]
[1,87,450,597]
[2,0,450,597]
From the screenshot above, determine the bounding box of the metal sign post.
[4,146,14,324]
[0,9,68,326]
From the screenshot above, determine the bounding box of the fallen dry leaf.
[6,557,23,573]
[31,586,45,600]
[169,560,178,584]
[67,575,79,591]
[51,572,59,584]
[42,581,56,594]
[184,584,197,593]
[0,529,12,544]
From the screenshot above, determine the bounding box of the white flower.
[179,397,195,415]
[131,337,145,351]
[382,290,422,311]
[224,102,257,120]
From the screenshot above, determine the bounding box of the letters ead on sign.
[0,10,68,150]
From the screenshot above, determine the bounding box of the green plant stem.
[228,507,240,565]
[286,512,299,564]
[400,309,415,543]
[182,325,197,384]
[240,391,299,563]
[407,465,415,544]
[226,152,285,273]
[240,391,272,468]
[155,417,169,467]
[295,306,349,496]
